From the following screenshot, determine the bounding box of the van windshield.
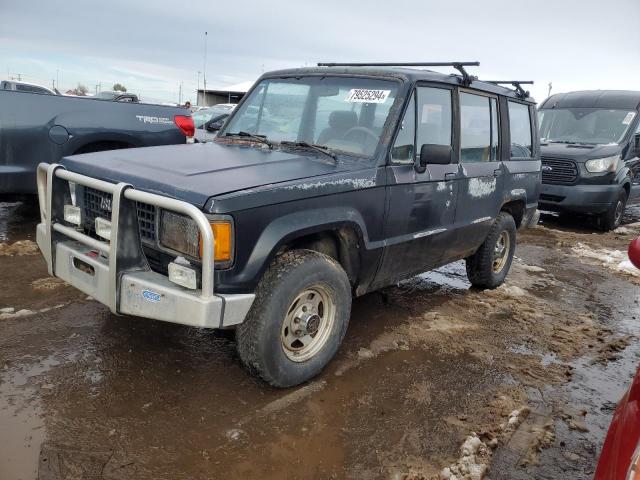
[538,108,636,145]
[219,76,399,157]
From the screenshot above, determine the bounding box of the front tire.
[236,250,351,388]
[466,212,517,289]
[598,190,627,231]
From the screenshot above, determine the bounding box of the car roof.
[260,66,536,103]
[4,80,56,93]
[540,90,640,110]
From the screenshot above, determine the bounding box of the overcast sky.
[1,0,638,104]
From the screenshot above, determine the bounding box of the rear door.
[451,90,503,259]
[375,84,460,286]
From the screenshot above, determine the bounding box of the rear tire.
[466,212,517,289]
[598,190,627,232]
[236,250,351,388]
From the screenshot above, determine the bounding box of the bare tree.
[70,83,89,96]
[112,83,127,92]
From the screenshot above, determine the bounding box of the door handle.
[444,172,456,181]
[494,168,503,177]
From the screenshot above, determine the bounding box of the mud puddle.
[0,199,39,244]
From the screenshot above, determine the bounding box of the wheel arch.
[244,207,371,291]
[500,199,526,228]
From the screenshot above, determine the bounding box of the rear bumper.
[539,183,620,215]
[0,165,37,194]
[36,163,254,328]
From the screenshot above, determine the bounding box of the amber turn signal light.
[199,220,233,263]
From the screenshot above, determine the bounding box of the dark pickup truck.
[0,89,194,195]
[35,63,540,387]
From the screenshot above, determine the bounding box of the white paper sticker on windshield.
[344,89,391,103]
[622,112,636,125]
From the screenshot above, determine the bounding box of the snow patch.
[572,242,639,277]
[520,264,546,273]
[471,216,492,224]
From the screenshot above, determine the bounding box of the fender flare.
[235,207,373,286]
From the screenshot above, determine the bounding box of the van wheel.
[466,212,517,289]
[598,190,627,231]
[236,250,351,388]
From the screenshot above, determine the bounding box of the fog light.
[95,217,112,241]
[64,205,81,225]
[168,260,197,289]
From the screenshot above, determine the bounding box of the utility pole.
[203,31,208,107]
[56,69,59,90]
[178,82,183,105]
[196,71,201,106]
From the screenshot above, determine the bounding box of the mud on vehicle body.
[36,62,540,387]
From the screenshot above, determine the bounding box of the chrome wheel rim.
[281,285,335,362]
[614,200,624,225]
[493,231,511,273]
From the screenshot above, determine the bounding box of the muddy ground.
[1,198,639,480]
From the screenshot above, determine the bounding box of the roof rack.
[316,62,480,87]
[483,81,534,99]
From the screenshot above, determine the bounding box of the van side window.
[416,87,452,150]
[459,92,499,162]
[508,101,533,158]
[390,93,415,164]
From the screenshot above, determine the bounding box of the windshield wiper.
[548,140,597,145]
[280,141,337,163]
[224,131,273,149]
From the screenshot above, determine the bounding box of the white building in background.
[197,80,254,107]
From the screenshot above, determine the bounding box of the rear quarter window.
[508,101,533,159]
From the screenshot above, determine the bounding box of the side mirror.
[416,144,453,172]
[205,120,223,132]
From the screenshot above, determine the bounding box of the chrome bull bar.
[37,163,254,327]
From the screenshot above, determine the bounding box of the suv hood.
[540,142,622,162]
[60,142,362,208]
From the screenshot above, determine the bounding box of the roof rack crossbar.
[316,62,480,86]
[484,80,534,99]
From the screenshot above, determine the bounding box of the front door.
[451,90,504,260]
[374,85,460,287]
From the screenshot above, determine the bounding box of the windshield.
[538,108,636,145]
[95,91,117,100]
[193,108,229,128]
[220,76,400,157]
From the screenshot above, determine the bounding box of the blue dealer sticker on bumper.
[141,290,161,302]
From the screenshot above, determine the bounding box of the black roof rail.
[483,81,534,99]
[316,62,480,87]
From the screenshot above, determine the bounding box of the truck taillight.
[174,115,195,138]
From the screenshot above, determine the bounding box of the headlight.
[585,155,620,173]
[160,210,200,257]
[159,210,234,266]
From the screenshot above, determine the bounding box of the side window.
[390,93,415,164]
[459,92,497,162]
[416,87,452,149]
[509,101,533,158]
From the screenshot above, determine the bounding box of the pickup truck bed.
[0,90,190,194]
